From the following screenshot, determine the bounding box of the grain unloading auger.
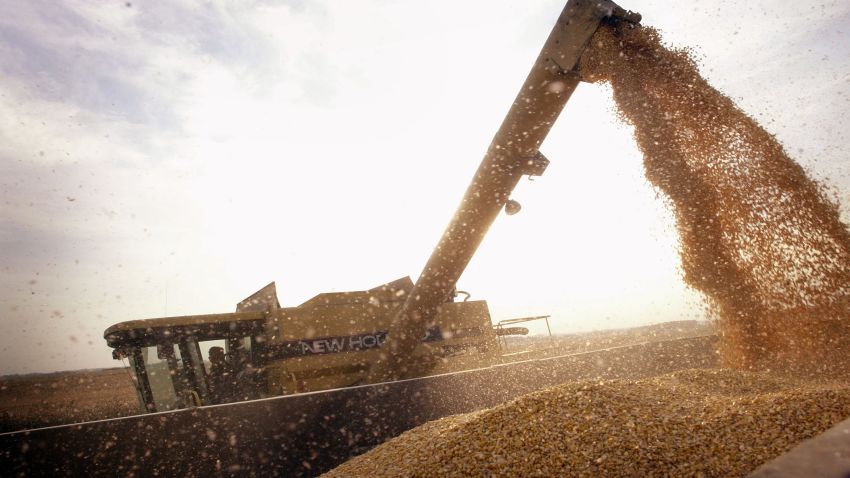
[0,2,723,477]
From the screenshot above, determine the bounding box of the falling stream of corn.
[326,24,850,477]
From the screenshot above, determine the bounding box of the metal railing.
[495,315,554,353]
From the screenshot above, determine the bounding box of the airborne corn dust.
[326,23,850,477]
[580,24,850,375]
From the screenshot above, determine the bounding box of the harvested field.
[501,320,714,356]
[326,368,850,477]
[0,368,138,433]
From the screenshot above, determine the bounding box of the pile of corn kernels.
[326,369,850,477]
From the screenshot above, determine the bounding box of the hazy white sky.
[1,0,848,374]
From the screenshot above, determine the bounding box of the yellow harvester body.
[104,277,497,413]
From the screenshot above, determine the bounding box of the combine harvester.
[2,0,737,475]
[99,277,509,413]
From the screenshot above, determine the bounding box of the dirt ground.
[0,320,713,433]
[502,319,714,356]
[0,367,139,433]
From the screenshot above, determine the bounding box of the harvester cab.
[105,311,267,413]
